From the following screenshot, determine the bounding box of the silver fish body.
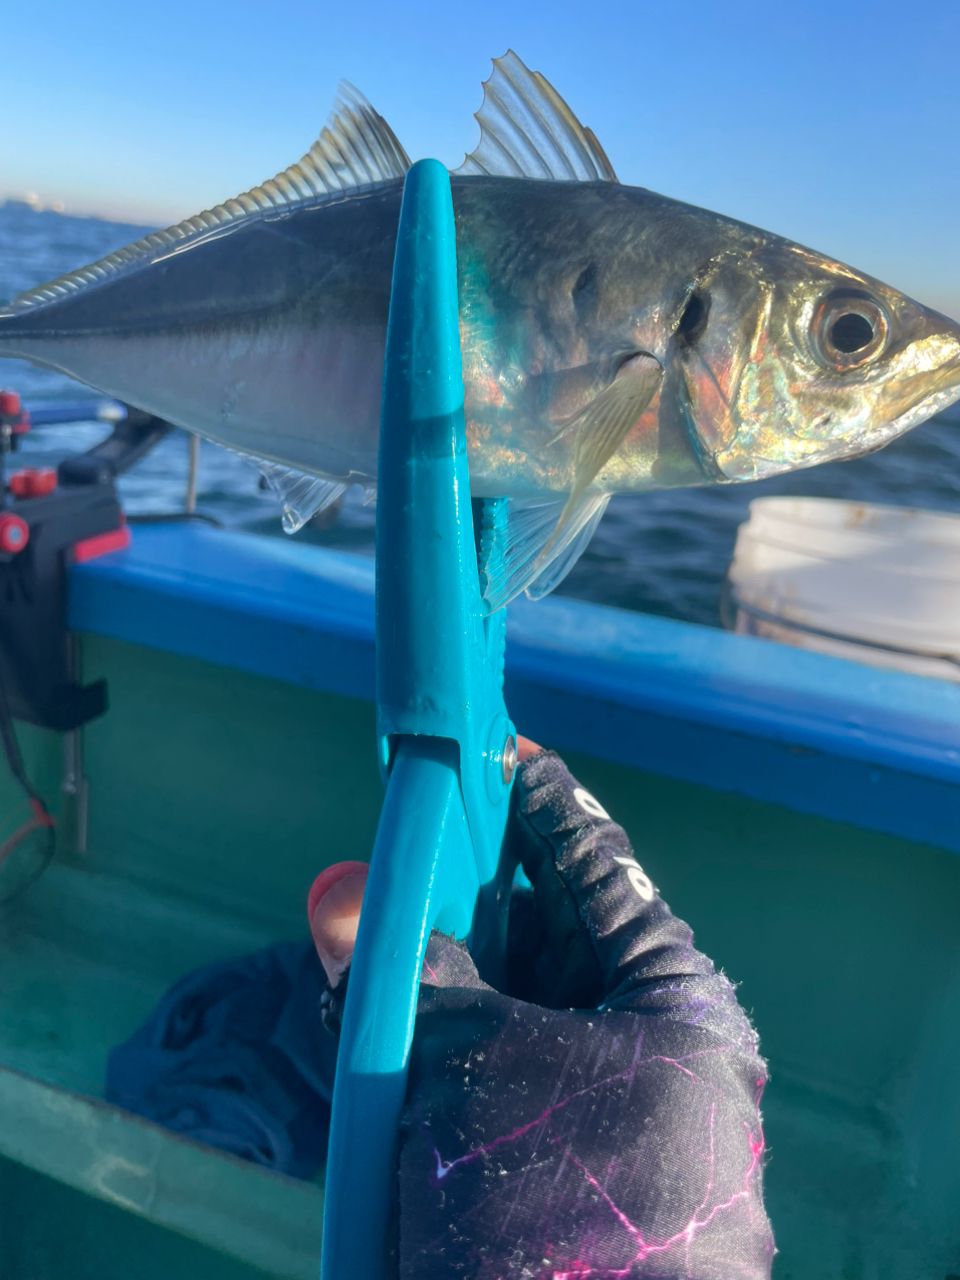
[0,180,405,485]
[1,53,959,604]
[5,176,957,489]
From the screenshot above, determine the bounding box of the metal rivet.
[502,734,518,784]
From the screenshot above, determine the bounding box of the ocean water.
[1,202,957,628]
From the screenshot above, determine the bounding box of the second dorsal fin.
[10,85,410,313]
[455,50,618,182]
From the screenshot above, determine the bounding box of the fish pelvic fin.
[8,85,410,315]
[479,492,610,612]
[455,50,618,182]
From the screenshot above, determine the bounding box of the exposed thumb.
[308,862,493,1009]
[307,861,368,987]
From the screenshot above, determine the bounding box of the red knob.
[9,467,56,499]
[32,467,57,496]
[0,390,22,417]
[0,513,29,554]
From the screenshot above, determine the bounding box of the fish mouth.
[717,347,960,483]
[887,358,960,438]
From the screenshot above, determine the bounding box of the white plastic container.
[727,497,960,681]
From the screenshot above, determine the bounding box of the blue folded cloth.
[106,941,337,1179]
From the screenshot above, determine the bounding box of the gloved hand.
[309,745,774,1279]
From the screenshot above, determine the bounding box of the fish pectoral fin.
[258,462,347,533]
[454,51,618,182]
[478,491,610,612]
[478,356,659,610]
[565,352,662,506]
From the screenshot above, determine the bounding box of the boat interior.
[0,521,957,1278]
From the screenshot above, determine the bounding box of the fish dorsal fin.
[9,86,410,313]
[258,461,348,534]
[455,50,618,182]
[287,82,411,194]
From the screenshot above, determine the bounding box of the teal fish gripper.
[320,159,516,1280]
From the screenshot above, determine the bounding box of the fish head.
[674,242,960,482]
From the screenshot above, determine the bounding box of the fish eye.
[814,292,889,370]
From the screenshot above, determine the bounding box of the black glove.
[330,750,774,1278]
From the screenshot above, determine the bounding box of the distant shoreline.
[0,199,156,234]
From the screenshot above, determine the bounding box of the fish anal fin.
[258,461,347,533]
[455,50,618,182]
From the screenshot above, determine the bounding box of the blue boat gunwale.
[68,520,960,853]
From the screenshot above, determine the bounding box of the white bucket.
[727,497,960,682]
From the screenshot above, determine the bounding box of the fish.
[1,51,959,609]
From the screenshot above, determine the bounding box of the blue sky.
[3,0,958,315]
